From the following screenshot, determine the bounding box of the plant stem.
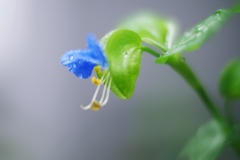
[143,47,240,156]
[224,100,240,156]
[141,38,168,53]
[143,47,225,123]
[141,46,161,57]
[232,135,240,158]
[166,55,225,123]
[166,56,240,157]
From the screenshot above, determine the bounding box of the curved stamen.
[80,75,106,110]
[99,73,110,103]
[100,77,112,107]
[80,83,102,110]
[80,72,112,111]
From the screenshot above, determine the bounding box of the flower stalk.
[166,55,225,124]
[143,47,226,124]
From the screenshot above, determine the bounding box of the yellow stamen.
[80,73,111,111]
[94,66,101,73]
[90,101,101,111]
[91,76,101,85]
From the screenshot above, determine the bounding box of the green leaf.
[100,29,142,99]
[180,120,229,160]
[119,13,176,52]
[155,9,232,64]
[218,58,240,99]
[231,2,240,13]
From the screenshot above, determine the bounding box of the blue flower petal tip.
[86,34,108,68]
[60,34,108,79]
[60,50,78,66]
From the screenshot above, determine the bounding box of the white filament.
[99,73,110,103]
[100,78,112,107]
[80,75,106,110]
[80,72,112,110]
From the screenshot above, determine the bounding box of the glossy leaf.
[218,58,240,99]
[119,13,176,51]
[180,120,229,160]
[155,9,232,64]
[100,29,142,99]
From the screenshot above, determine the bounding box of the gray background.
[0,0,240,160]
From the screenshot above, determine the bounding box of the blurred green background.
[0,0,240,159]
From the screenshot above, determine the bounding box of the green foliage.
[155,9,232,64]
[100,29,142,99]
[231,2,240,13]
[218,58,240,99]
[112,2,240,159]
[181,120,230,160]
[119,13,176,52]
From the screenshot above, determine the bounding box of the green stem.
[168,54,240,156]
[141,46,161,57]
[225,99,240,157]
[166,55,225,123]
[167,56,240,157]
[141,38,168,53]
[143,47,240,156]
[232,134,240,158]
[143,48,224,123]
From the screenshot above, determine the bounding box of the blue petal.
[68,60,95,79]
[60,35,108,79]
[87,34,108,68]
[61,50,96,79]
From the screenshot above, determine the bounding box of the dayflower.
[61,35,112,111]
[61,29,143,111]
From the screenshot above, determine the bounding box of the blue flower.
[61,35,108,79]
[61,34,112,111]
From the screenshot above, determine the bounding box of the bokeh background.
[0,0,240,160]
